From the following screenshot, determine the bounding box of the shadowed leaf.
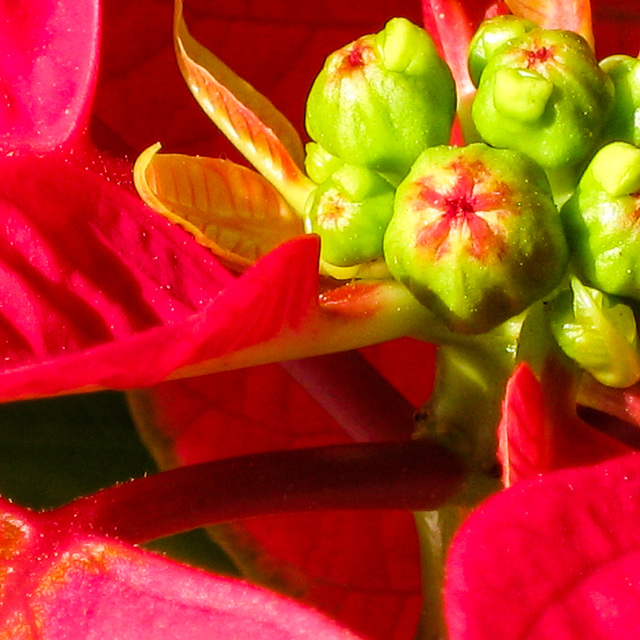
[129,349,438,640]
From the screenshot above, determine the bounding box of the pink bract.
[445,453,640,640]
[0,497,361,639]
[0,0,99,153]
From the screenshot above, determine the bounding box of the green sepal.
[493,68,554,122]
[589,141,640,197]
[600,54,640,147]
[304,142,344,184]
[561,142,640,299]
[550,277,640,388]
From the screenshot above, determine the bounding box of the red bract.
[0,496,361,639]
[0,0,439,637]
[5,0,640,639]
[0,0,406,401]
[498,362,632,486]
[445,452,640,640]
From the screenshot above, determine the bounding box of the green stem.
[412,320,521,639]
[417,322,520,479]
[414,507,464,640]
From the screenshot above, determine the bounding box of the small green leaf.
[550,277,640,387]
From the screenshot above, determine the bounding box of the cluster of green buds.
[302,10,640,387]
[304,17,456,270]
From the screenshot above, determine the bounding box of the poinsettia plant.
[3,0,640,638]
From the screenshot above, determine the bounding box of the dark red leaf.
[130,340,437,640]
[93,0,423,158]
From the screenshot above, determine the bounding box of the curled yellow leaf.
[173,0,315,214]
[134,143,305,272]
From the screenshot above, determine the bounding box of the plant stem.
[282,350,417,442]
[47,438,466,545]
[414,507,464,640]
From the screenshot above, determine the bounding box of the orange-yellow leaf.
[134,143,305,272]
[173,0,316,214]
[505,0,594,48]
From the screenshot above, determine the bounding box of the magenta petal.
[445,453,640,639]
[34,540,362,640]
[0,0,100,153]
[0,155,319,400]
[0,498,361,639]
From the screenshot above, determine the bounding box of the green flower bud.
[550,277,640,388]
[384,143,568,334]
[600,54,640,147]
[306,164,395,267]
[471,28,613,169]
[305,17,456,179]
[467,15,537,87]
[561,141,640,298]
[304,142,344,184]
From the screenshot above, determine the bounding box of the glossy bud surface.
[384,143,568,333]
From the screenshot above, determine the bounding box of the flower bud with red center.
[384,143,569,334]
[471,28,613,170]
[305,17,456,180]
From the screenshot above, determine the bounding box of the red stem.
[282,351,417,442]
[47,439,466,545]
